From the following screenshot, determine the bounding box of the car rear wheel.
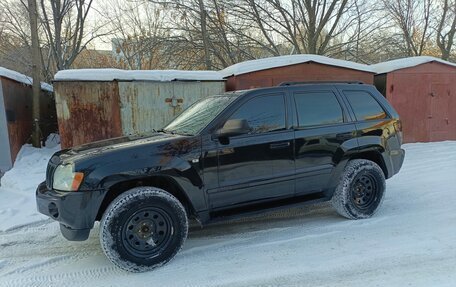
[100,187,188,272]
[331,159,386,219]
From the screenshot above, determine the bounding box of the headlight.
[53,163,84,191]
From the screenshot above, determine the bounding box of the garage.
[0,67,56,175]
[53,69,225,148]
[372,56,456,143]
[220,54,375,91]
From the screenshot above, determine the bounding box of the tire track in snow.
[0,220,105,284]
[2,255,72,276]
[1,264,121,287]
[0,219,52,234]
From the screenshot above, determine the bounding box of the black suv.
[36,82,404,272]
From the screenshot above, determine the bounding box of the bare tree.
[39,0,100,75]
[148,0,261,69]
[4,0,455,76]
[146,0,214,69]
[0,0,104,80]
[101,0,171,70]
[436,0,456,60]
[382,0,433,56]
[28,0,42,147]
[0,1,35,75]
[237,0,358,55]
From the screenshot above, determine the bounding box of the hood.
[56,132,200,166]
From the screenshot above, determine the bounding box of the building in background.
[0,67,56,175]
[220,55,375,91]
[53,69,225,148]
[372,57,456,143]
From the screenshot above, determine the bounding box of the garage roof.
[219,54,374,77]
[0,67,53,92]
[54,69,224,82]
[371,56,456,74]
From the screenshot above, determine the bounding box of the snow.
[53,55,456,83]
[371,56,456,74]
[54,69,225,82]
[53,55,376,82]
[44,133,61,149]
[0,66,54,92]
[220,54,374,77]
[0,141,456,286]
[0,143,60,232]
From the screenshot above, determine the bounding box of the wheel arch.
[326,144,388,198]
[96,175,197,222]
[350,149,388,178]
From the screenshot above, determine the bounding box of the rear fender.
[325,138,359,197]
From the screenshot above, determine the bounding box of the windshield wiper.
[157,128,176,134]
[175,131,194,136]
[157,128,193,136]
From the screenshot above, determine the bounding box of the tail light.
[393,120,403,144]
[393,120,402,133]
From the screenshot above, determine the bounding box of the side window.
[294,91,343,127]
[344,91,387,121]
[229,94,286,134]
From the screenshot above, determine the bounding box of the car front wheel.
[100,187,188,272]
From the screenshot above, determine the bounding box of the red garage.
[220,55,375,91]
[0,67,57,175]
[372,57,456,143]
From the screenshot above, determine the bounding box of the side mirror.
[217,119,251,138]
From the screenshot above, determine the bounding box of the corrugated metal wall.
[55,80,225,148]
[2,78,33,164]
[0,77,57,173]
[377,62,456,143]
[119,81,225,135]
[54,81,123,148]
[225,62,375,91]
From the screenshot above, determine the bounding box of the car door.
[293,86,357,195]
[208,93,295,210]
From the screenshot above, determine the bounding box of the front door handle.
[269,141,291,150]
[336,133,352,141]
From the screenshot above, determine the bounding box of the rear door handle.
[269,141,290,150]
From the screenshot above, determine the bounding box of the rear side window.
[344,91,387,121]
[294,91,343,127]
[229,94,286,134]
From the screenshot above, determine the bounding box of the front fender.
[81,157,207,215]
[87,157,202,191]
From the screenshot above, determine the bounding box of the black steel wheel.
[350,173,379,210]
[332,159,386,219]
[100,187,188,272]
[122,207,174,259]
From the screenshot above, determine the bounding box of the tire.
[100,187,188,272]
[331,159,386,219]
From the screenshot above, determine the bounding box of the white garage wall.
[0,80,12,175]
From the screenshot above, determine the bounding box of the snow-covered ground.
[0,141,455,287]
[0,143,59,232]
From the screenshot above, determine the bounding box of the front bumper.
[36,182,107,241]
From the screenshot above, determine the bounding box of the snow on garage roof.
[0,67,53,92]
[371,56,456,74]
[54,69,225,82]
[219,54,374,77]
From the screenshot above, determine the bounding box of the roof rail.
[278,81,364,86]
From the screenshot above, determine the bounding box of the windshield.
[163,95,237,135]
